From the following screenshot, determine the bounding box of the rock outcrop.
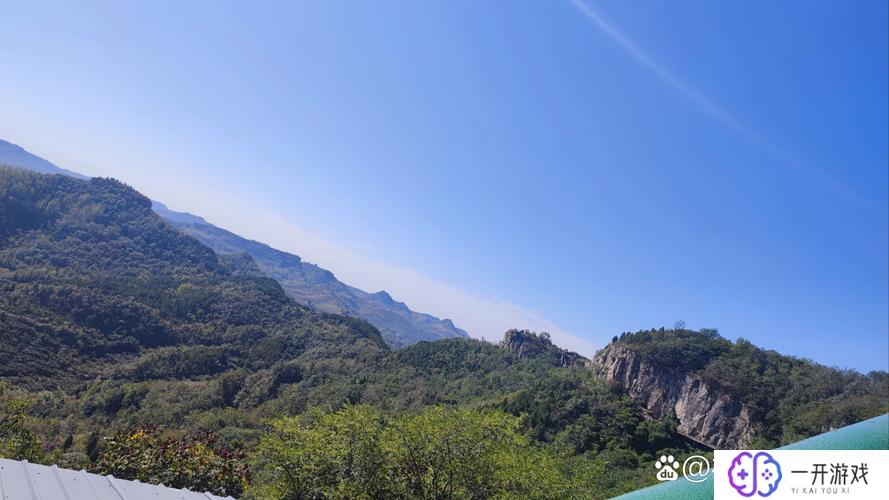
[499,329,590,368]
[592,344,755,449]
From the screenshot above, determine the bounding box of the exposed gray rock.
[592,344,755,449]
[499,329,591,368]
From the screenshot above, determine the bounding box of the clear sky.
[1,0,887,371]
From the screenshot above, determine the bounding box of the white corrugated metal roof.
[0,459,236,500]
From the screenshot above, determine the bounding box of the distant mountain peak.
[151,201,208,226]
[372,290,394,302]
[0,139,88,179]
[157,208,470,348]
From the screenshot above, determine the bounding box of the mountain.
[152,203,469,348]
[1,161,885,498]
[0,139,87,179]
[0,168,699,495]
[0,167,691,497]
[593,329,888,448]
[0,139,469,348]
[0,166,389,388]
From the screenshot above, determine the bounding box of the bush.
[91,425,249,497]
[0,384,43,462]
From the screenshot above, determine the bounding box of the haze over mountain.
[0,138,468,347]
[154,202,469,348]
[0,139,86,179]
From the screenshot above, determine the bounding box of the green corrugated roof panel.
[614,413,889,499]
[780,413,888,450]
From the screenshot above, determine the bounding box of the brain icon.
[728,451,782,497]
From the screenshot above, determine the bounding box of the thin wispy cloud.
[568,0,877,215]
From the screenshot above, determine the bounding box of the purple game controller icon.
[728,451,782,497]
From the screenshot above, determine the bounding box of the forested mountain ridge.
[154,203,469,348]
[0,137,471,348]
[0,166,389,388]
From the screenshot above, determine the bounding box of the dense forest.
[1,167,886,498]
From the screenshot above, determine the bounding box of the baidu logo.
[728,451,782,497]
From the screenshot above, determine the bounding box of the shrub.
[91,425,249,496]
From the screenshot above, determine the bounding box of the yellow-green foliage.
[0,384,43,462]
[250,405,588,499]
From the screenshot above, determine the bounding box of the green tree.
[0,384,43,462]
[250,405,392,499]
[250,405,571,499]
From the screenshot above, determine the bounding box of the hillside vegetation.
[1,167,885,498]
[0,166,388,390]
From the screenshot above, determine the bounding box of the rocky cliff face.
[592,344,754,449]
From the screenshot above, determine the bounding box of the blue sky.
[1,0,886,371]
